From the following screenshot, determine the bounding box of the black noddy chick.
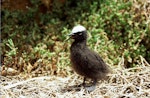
[69,25,110,91]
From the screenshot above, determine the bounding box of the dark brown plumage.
[69,25,110,91]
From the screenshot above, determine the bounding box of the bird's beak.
[64,33,73,42]
[67,32,74,36]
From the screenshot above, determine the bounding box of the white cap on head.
[71,25,86,34]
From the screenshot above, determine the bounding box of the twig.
[2,76,51,89]
[140,55,150,66]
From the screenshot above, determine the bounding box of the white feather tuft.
[71,25,86,34]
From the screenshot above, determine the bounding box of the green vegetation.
[2,0,150,75]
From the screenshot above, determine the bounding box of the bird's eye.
[79,32,82,35]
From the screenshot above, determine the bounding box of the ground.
[0,57,150,98]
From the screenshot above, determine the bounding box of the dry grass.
[0,56,150,98]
